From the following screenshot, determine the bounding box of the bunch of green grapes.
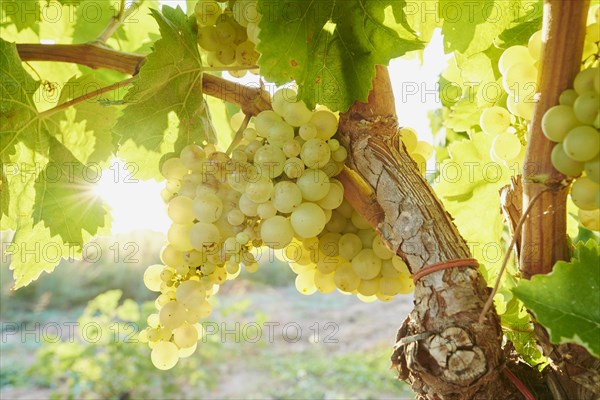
[543,65,600,231]
[481,6,599,166]
[277,198,414,303]
[194,0,260,76]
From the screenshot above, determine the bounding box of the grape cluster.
[543,66,600,231]
[194,0,260,76]
[483,8,599,166]
[140,88,420,369]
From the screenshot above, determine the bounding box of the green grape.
[317,233,340,258]
[573,91,599,124]
[284,157,305,179]
[235,40,260,66]
[392,255,410,274]
[238,193,258,216]
[189,222,221,250]
[414,141,433,160]
[310,110,338,140]
[161,157,188,180]
[563,126,600,162]
[372,236,394,260]
[173,322,199,349]
[291,202,327,238]
[314,270,336,293]
[254,144,286,178]
[216,43,236,65]
[480,106,511,135]
[151,341,179,370]
[400,127,418,153]
[144,264,165,292]
[498,45,535,75]
[316,254,338,274]
[272,181,302,213]
[193,192,223,222]
[283,139,302,158]
[551,144,584,177]
[167,196,195,224]
[542,105,581,142]
[185,300,212,323]
[357,229,376,248]
[585,156,600,183]
[301,138,331,169]
[502,62,537,94]
[267,120,294,147]
[159,301,187,330]
[338,233,362,260]
[215,19,237,44]
[160,268,174,284]
[243,128,257,141]
[257,202,277,219]
[574,67,599,94]
[261,216,294,248]
[272,88,297,116]
[571,177,600,210]
[334,263,360,292]
[325,210,347,233]
[195,0,222,27]
[559,89,579,106]
[254,110,283,137]
[299,123,318,140]
[180,144,206,170]
[579,208,600,231]
[296,169,331,201]
[168,224,194,252]
[381,276,413,296]
[351,210,371,230]
[492,132,522,161]
[197,26,219,51]
[283,101,313,127]
[316,179,344,210]
[176,281,206,307]
[331,146,348,162]
[328,139,340,152]
[295,270,318,295]
[178,342,198,358]
[226,209,245,226]
[351,249,382,280]
[246,21,260,44]
[245,176,273,203]
[587,23,600,43]
[358,277,380,296]
[528,30,542,60]
[161,245,184,267]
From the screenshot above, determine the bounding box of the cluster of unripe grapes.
[544,66,600,231]
[140,88,420,369]
[480,9,599,166]
[194,0,260,76]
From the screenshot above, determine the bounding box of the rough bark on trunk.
[338,66,518,399]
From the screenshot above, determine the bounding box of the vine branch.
[16,43,271,116]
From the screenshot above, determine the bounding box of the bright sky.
[96,2,448,234]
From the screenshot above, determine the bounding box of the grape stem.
[15,43,272,116]
[478,187,550,325]
[226,114,251,155]
[95,0,144,44]
[37,77,136,119]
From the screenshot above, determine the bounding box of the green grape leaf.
[444,98,482,133]
[1,169,9,221]
[32,135,109,248]
[497,17,543,48]
[114,6,211,162]
[53,73,120,164]
[440,0,513,56]
[501,297,546,366]
[513,240,600,358]
[0,38,42,156]
[5,220,72,289]
[1,0,41,33]
[257,0,423,112]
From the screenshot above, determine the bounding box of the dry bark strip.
[337,66,519,399]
